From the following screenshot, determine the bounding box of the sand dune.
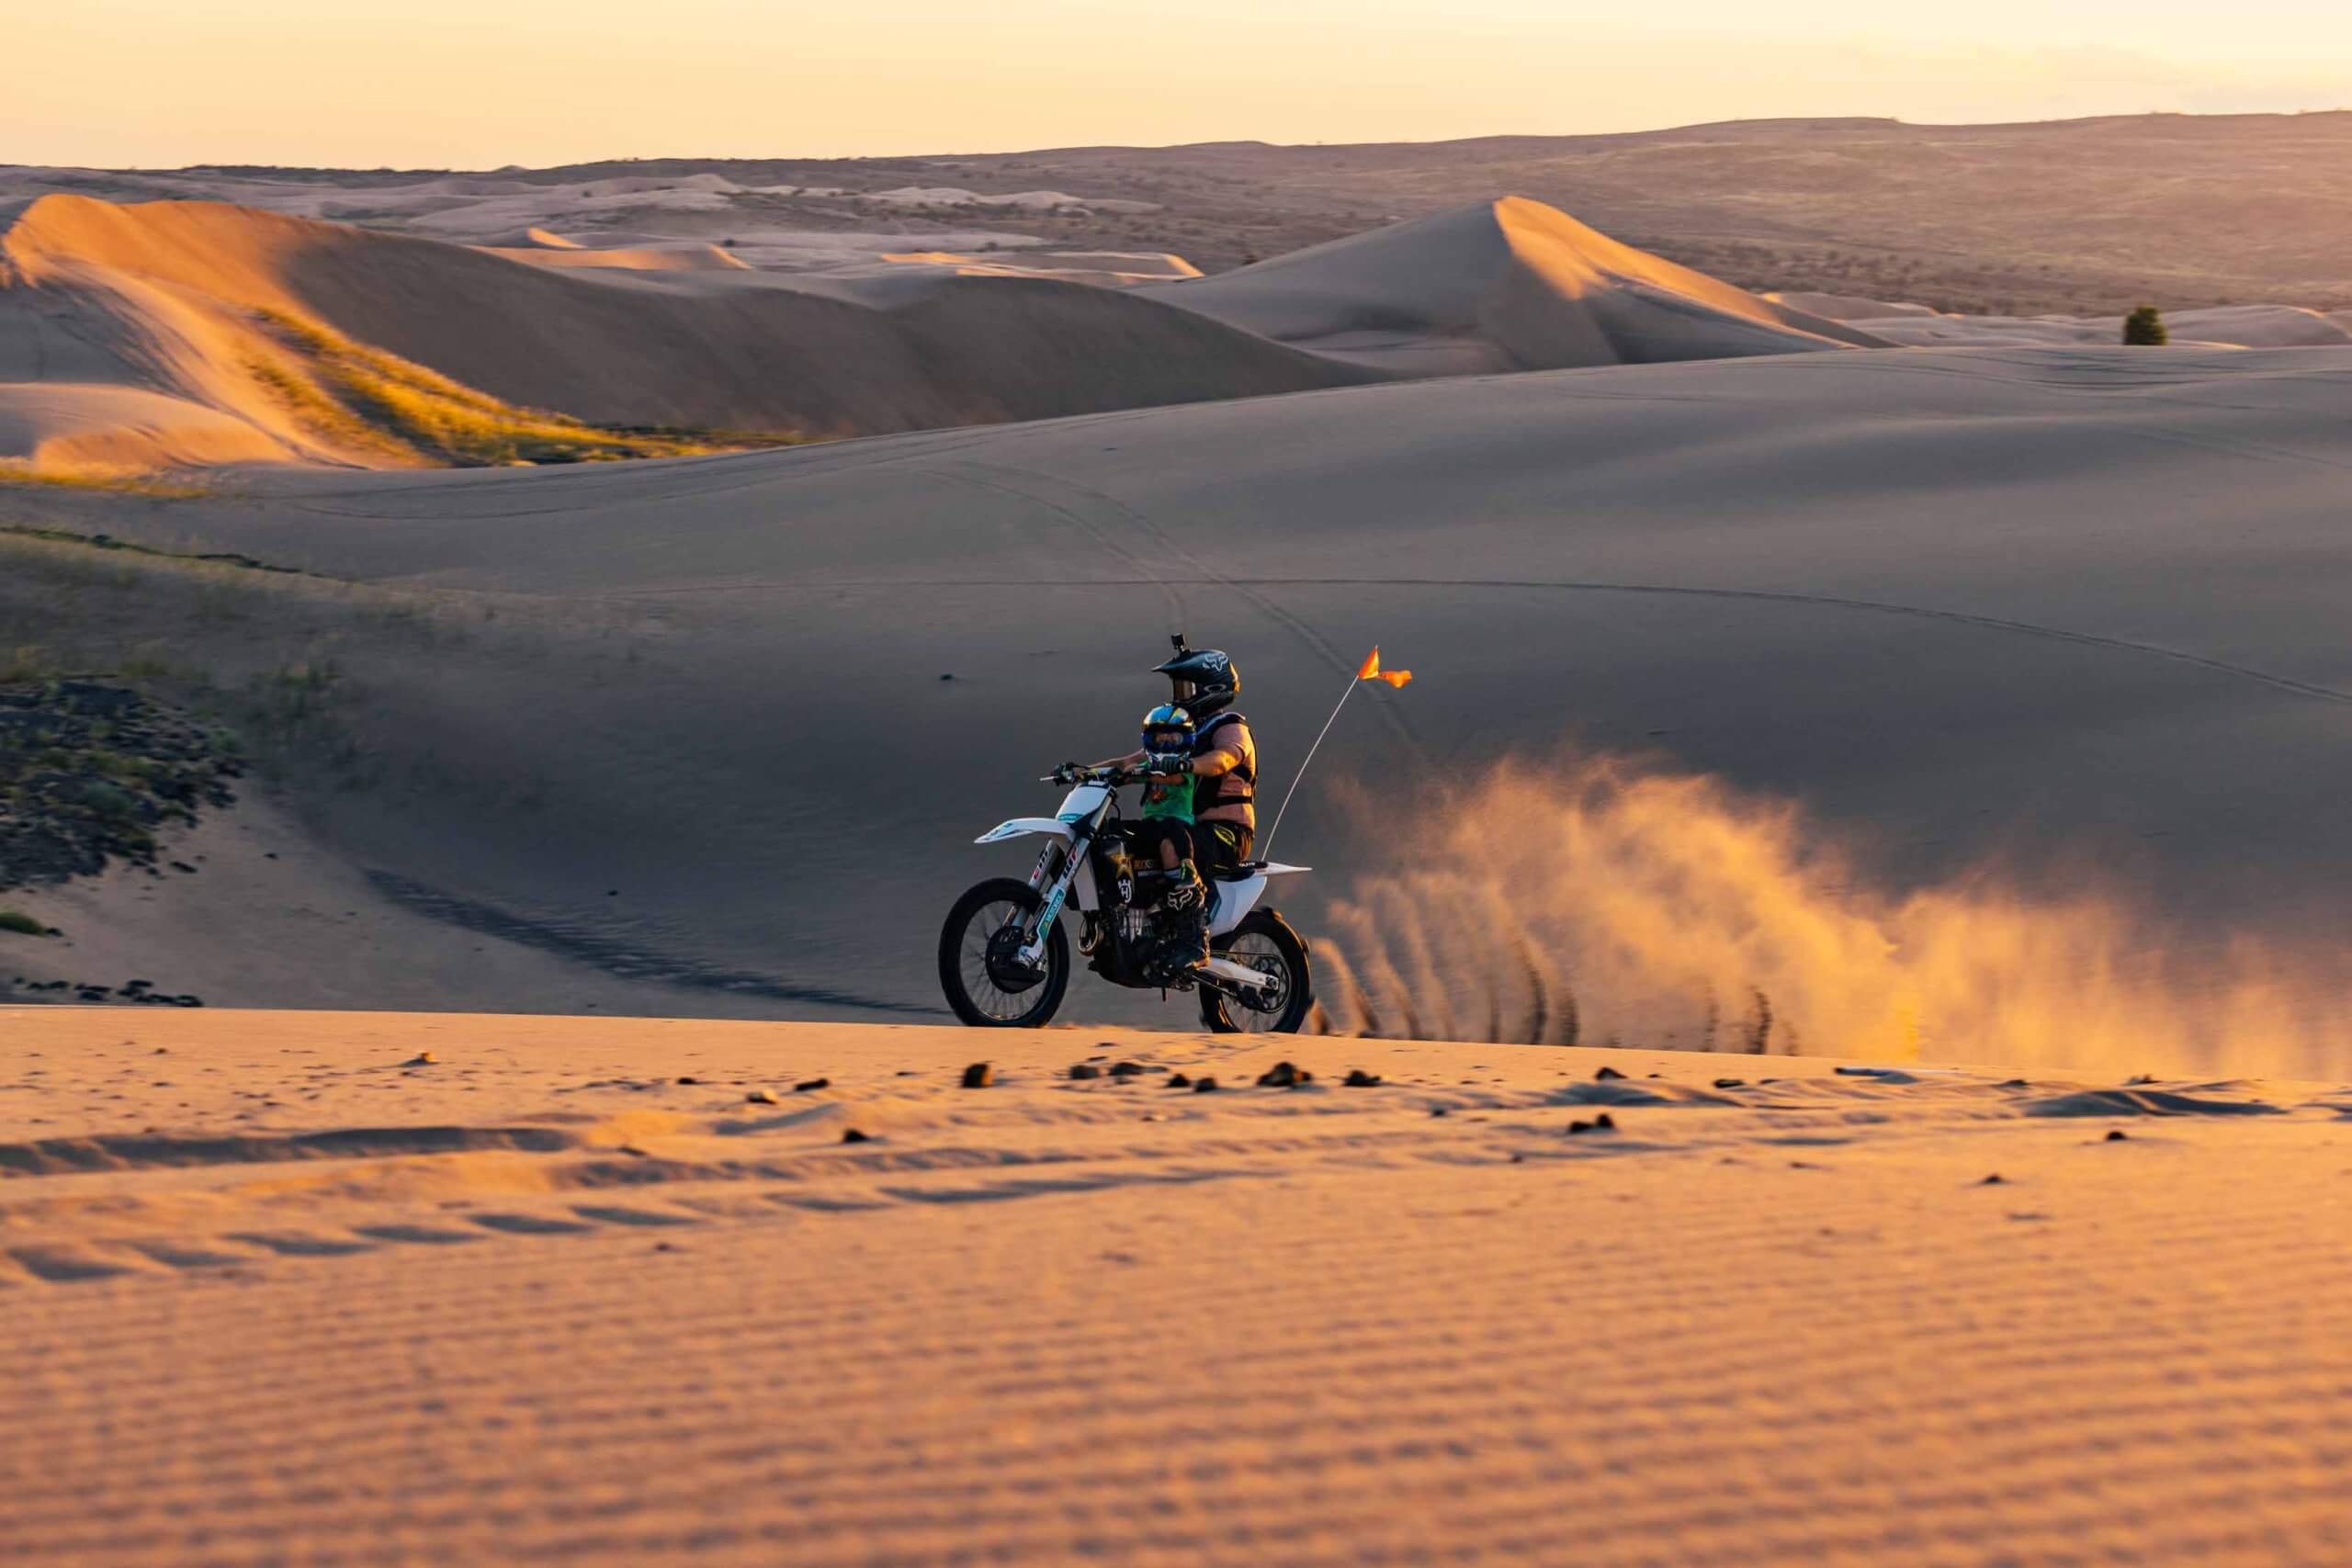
[0,383,288,469]
[1764,288,1939,319]
[865,184,1161,214]
[4,1006,2348,1565]
[880,248,1203,286]
[479,242,753,272]
[1156,196,1887,373]
[12,344,2352,1076]
[0,194,1373,468]
[0,192,1909,478]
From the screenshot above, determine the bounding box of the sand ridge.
[1153,196,1886,374]
[2,1009,2347,1564]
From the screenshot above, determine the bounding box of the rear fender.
[1207,863,1308,937]
[1207,874,1266,937]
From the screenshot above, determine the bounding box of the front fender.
[975,818,1076,845]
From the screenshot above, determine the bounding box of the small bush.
[0,910,50,937]
[1,681,242,889]
[2122,305,2167,346]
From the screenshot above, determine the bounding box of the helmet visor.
[1170,677,1197,703]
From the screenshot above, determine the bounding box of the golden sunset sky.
[15,0,2352,167]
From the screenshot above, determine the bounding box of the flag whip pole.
[1259,666,1363,861]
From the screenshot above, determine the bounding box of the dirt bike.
[938,763,1314,1032]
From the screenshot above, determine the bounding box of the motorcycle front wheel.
[1198,909,1314,1033]
[939,877,1071,1028]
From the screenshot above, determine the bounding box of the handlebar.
[1041,763,1144,786]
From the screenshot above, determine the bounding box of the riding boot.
[1164,863,1209,969]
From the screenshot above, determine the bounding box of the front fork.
[1019,841,1081,966]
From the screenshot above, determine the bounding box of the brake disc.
[983,925,1044,992]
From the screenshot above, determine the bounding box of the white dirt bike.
[939,764,1314,1032]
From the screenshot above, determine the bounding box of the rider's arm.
[1190,745,1243,778]
[1089,748,1148,772]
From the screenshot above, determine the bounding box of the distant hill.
[13,114,2351,316]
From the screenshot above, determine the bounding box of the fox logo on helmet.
[1152,642,1241,716]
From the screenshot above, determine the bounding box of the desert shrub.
[248,310,801,467]
[0,680,242,890]
[0,910,49,936]
[2123,305,2168,345]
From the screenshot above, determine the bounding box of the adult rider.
[1080,642,1258,964]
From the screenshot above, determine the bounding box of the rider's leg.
[1186,821,1252,965]
[1156,822,1207,968]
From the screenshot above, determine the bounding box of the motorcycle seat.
[1206,859,1264,882]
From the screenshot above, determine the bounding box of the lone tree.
[2122,304,2168,345]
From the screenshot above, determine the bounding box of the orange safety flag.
[1356,647,1414,689]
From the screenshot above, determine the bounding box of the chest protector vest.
[1192,712,1256,810]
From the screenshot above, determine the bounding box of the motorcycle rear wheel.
[939,877,1071,1028]
[1198,909,1313,1033]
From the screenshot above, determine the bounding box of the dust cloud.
[1307,758,2347,1078]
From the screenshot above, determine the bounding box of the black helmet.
[1141,703,1194,770]
[1153,641,1238,716]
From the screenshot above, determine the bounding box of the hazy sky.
[14,0,2352,168]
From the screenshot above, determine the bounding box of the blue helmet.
[1141,703,1194,771]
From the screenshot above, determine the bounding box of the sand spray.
[1307,756,2350,1078]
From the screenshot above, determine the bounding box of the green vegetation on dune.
[0,521,651,809]
[0,677,243,891]
[0,468,212,500]
[0,529,389,795]
[2123,304,2169,346]
[249,310,803,467]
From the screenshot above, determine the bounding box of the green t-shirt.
[1140,772,1193,823]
